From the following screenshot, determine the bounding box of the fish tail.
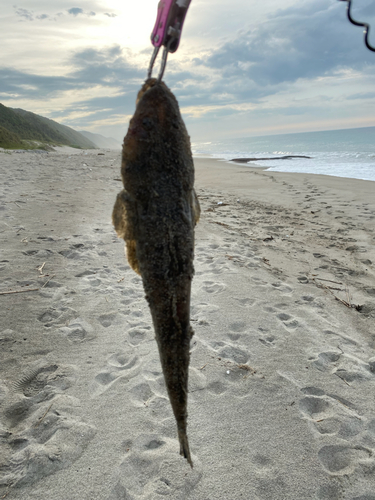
[178,427,193,468]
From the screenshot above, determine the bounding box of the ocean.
[192,126,375,182]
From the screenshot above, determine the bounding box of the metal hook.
[147,46,160,79]
[147,39,172,82]
[339,0,375,52]
[147,0,192,82]
[157,46,169,82]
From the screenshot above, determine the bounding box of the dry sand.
[1,149,375,500]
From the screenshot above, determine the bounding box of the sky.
[0,0,374,142]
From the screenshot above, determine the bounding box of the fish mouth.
[136,78,160,105]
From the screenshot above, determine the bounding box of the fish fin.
[178,428,193,468]
[112,190,128,239]
[191,189,200,225]
[112,190,141,274]
[125,240,140,274]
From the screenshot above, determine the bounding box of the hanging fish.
[112,78,200,467]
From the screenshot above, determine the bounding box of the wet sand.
[1,150,375,499]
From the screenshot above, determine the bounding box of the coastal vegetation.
[0,103,96,150]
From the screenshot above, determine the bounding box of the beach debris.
[34,402,54,428]
[41,274,56,289]
[312,278,362,311]
[112,78,200,467]
[37,262,46,274]
[0,288,39,296]
[238,364,256,373]
[263,236,274,242]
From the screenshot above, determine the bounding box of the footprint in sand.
[190,302,219,326]
[127,325,152,346]
[201,280,226,294]
[59,317,95,343]
[318,445,372,475]
[129,381,155,407]
[90,350,141,397]
[98,312,118,328]
[261,302,300,332]
[0,360,95,487]
[199,340,252,397]
[74,268,98,277]
[258,332,277,348]
[226,321,249,342]
[206,340,250,364]
[298,387,375,478]
[310,348,375,384]
[235,297,257,308]
[134,389,171,419]
[206,380,228,395]
[276,311,299,330]
[37,306,77,328]
[271,282,294,294]
[107,434,202,500]
[59,245,86,259]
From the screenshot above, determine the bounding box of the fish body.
[112,78,200,466]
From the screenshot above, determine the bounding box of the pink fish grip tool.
[147,0,192,81]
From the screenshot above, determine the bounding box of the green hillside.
[0,103,96,149]
[0,125,26,149]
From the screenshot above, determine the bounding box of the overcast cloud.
[0,0,374,141]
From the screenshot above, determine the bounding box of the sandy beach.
[1,149,375,500]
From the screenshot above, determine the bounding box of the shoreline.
[192,154,375,183]
[194,157,375,203]
[1,150,375,499]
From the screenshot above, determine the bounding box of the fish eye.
[172,119,179,129]
[142,117,154,130]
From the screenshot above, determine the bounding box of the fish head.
[124,78,185,163]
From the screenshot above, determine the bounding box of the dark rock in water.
[230,155,311,163]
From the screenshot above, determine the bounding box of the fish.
[112,78,200,467]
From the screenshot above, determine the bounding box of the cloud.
[70,46,144,87]
[0,46,143,103]
[347,91,375,100]
[202,0,375,87]
[14,6,33,21]
[67,8,84,16]
[13,6,109,22]
[67,7,96,17]
[164,0,375,119]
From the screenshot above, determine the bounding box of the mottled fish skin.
[112,78,200,467]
